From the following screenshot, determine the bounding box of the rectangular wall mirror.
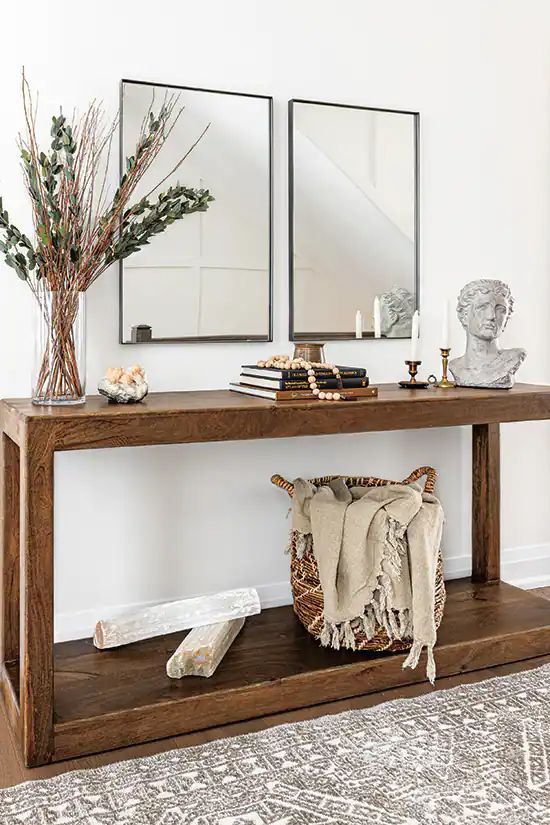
[120,80,273,343]
[289,99,419,340]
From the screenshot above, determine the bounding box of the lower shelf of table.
[5,578,550,763]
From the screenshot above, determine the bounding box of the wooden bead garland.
[257,355,343,401]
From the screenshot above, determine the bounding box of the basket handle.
[271,466,437,498]
[402,466,437,494]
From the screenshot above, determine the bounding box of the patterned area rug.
[3,665,550,824]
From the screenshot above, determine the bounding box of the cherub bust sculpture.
[449,279,526,389]
[379,286,415,338]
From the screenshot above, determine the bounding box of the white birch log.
[166,617,245,678]
[93,588,260,649]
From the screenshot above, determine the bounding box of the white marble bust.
[449,279,526,389]
[379,286,415,338]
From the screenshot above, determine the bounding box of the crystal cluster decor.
[93,588,260,650]
[98,365,148,403]
[166,618,245,678]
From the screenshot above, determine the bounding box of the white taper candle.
[410,310,420,361]
[355,310,362,339]
[373,297,381,339]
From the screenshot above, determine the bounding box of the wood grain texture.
[472,423,501,582]
[1,433,19,665]
[2,384,550,452]
[43,580,550,762]
[0,663,20,741]
[4,653,550,790]
[19,422,55,767]
[0,403,24,448]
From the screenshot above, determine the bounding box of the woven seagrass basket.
[271,466,446,654]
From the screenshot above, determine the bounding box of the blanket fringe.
[292,532,313,559]
[293,525,437,683]
[403,641,436,685]
[384,517,407,578]
[320,621,332,647]
[343,620,356,650]
[398,609,411,638]
[321,613,437,684]
[427,647,436,685]
[387,606,402,640]
[361,610,376,641]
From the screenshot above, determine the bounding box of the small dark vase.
[293,342,326,363]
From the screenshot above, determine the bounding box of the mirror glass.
[120,81,272,343]
[289,99,418,340]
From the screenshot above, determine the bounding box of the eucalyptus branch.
[105,185,214,267]
[0,198,35,281]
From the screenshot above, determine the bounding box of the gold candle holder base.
[399,360,430,389]
[438,348,455,388]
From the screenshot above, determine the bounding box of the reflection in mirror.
[120,81,272,343]
[289,99,418,340]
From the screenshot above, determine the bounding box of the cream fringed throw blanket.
[292,479,444,683]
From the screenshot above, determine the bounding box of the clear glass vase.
[32,287,86,405]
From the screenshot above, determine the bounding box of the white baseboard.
[444,542,550,589]
[55,544,550,643]
[54,580,293,643]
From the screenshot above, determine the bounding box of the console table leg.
[1,433,20,669]
[19,431,55,766]
[472,423,501,583]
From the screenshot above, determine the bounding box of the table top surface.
[3,383,550,421]
[3,383,550,451]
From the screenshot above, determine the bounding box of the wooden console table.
[3,384,550,767]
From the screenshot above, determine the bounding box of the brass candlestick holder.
[399,360,430,389]
[438,347,455,388]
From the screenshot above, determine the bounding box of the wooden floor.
[2,586,550,789]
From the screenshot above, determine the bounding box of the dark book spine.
[277,378,369,389]
[241,367,367,379]
[277,370,367,379]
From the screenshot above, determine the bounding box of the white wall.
[2,0,550,641]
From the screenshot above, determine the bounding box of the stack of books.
[230,364,375,400]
